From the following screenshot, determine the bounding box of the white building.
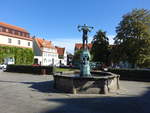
[33,38,59,66]
[0,22,33,64]
[0,22,32,48]
[55,46,67,66]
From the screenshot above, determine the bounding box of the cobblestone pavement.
[0,70,150,113]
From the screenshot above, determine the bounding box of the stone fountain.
[53,24,120,94]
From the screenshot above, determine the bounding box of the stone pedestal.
[80,49,91,77]
[53,72,120,94]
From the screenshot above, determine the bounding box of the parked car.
[90,62,102,70]
[0,63,7,71]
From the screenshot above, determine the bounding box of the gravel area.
[0,70,150,113]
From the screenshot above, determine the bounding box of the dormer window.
[26,34,29,37]
[18,32,21,36]
[2,27,6,32]
[22,33,24,37]
[20,32,22,36]
[15,31,18,35]
[6,29,9,32]
[24,33,26,37]
[0,27,2,32]
[9,29,12,33]
[12,30,15,34]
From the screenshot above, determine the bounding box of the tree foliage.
[0,46,34,65]
[113,9,150,67]
[91,30,110,65]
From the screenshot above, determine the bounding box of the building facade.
[67,52,73,66]
[0,22,32,48]
[33,38,59,66]
[0,22,33,64]
[55,46,67,66]
[74,43,92,53]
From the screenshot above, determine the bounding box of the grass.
[55,68,79,72]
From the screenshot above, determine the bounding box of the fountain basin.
[53,72,120,94]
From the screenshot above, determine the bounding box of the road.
[0,70,150,113]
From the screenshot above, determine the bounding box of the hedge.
[109,68,150,81]
[6,65,56,75]
[0,46,34,65]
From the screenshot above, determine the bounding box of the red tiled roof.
[35,38,55,49]
[75,43,92,49]
[0,22,29,33]
[55,46,65,55]
[0,32,32,41]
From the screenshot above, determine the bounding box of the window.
[28,42,30,46]
[22,33,24,36]
[12,30,15,34]
[8,38,12,43]
[0,27,2,32]
[18,40,21,45]
[44,59,47,63]
[18,32,21,36]
[14,31,18,35]
[6,29,9,32]
[20,32,22,36]
[26,34,29,37]
[2,27,6,32]
[9,29,12,33]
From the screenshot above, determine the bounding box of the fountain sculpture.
[53,24,120,94]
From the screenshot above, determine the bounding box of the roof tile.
[0,22,29,33]
[55,46,65,55]
[35,38,55,49]
[75,43,92,49]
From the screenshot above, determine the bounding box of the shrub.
[6,65,56,75]
[109,68,150,81]
[0,46,34,65]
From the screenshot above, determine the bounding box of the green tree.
[91,30,110,65]
[113,9,150,67]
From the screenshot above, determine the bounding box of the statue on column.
[78,24,93,49]
[77,24,94,77]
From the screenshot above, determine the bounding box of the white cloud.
[53,38,81,54]
[108,35,115,44]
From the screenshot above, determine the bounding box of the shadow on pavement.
[40,87,150,113]
[0,80,57,93]
[0,79,150,113]
[21,81,59,93]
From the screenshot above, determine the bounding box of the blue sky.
[0,0,150,53]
